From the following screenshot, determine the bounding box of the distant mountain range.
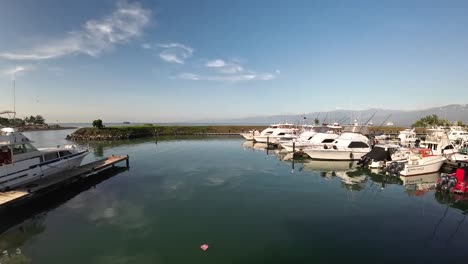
[202,104,468,126]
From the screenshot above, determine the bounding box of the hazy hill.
[203,104,468,126]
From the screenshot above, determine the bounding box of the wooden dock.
[193,133,241,136]
[0,155,129,209]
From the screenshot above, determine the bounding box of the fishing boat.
[0,125,88,191]
[384,148,445,176]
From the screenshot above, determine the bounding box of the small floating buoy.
[200,244,209,251]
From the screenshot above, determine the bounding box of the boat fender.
[333,145,337,150]
[324,145,328,149]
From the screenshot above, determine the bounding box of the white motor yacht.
[0,127,88,191]
[281,125,341,152]
[253,123,297,144]
[303,125,371,161]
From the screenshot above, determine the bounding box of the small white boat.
[448,126,468,142]
[359,144,410,169]
[303,124,371,161]
[0,126,88,191]
[385,148,446,176]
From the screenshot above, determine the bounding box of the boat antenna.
[323,112,329,124]
[337,116,348,125]
[357,111,376,134]
[12,67,17,127]
[378,114,392,128]
[363,112,376,126]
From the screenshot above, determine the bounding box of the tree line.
[412,114,465,127]
[0,115,46,126]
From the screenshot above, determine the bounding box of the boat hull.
[399,156,445,176]
[448,152,468,162]
[240,133,254,141]
[303,149,368,161]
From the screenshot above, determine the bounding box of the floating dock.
[0,155,129,209]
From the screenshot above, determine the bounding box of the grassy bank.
[67,125,267,140]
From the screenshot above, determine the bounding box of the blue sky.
[1,0,468,122]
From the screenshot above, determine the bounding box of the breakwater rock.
[67,125,267,141]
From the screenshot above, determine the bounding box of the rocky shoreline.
[67,125,267,141]
[22,126,77,132]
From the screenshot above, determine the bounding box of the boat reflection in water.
[400,173,439,196]
[301,160,367,190]
[242,141,284,158]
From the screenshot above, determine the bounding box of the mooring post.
[126,155,130,168]
[293,141,296,153]
[267,136,269,148]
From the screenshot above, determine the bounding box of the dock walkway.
[0,155,129,208]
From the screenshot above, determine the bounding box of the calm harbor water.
[1,130,468,263]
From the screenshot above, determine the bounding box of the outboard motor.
[383,161,396,174]
[358,156,372,167]
[436,174,450,191]
[445,176,458,193]
[384,161,404,176]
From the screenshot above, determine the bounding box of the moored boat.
[303,124,371,161]
[280,125,341,152]
[0,126,88,191]
[253,123,297,143]
[384,148,445,176]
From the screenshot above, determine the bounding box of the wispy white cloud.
[205,59,243,74]
[158,43,193,64]
[205,59,226,67]
[141,43,152,49]
[178,72,275,82]
[180,58,277,82]
[0,1,151,61]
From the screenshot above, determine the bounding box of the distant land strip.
[66,125,431,141]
